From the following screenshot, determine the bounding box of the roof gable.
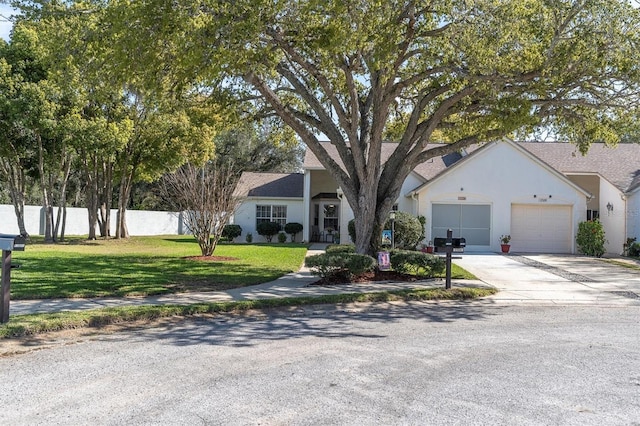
[235,172,304,198]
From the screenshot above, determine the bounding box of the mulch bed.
[183,256,240,262]
[309,270,422,286]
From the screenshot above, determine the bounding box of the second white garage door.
[511,204,572,253]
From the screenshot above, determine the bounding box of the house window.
[587,210,599,221]
[323,204,339,231]
[256,205,288,227]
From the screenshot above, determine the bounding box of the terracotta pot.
[500,244,510,253]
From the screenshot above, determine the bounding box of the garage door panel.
[432,204,491,246]
[511,204,571,253]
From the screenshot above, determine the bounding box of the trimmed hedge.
[390,249,445,277]
[325,244,356,254]
[629,242,640,258]
[222,224,242,241]
[305,253,376,280]
[257,221,281,242]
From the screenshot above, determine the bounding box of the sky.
[0,4,17,41]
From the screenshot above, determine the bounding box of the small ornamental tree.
[284,222,303,242]
[257,221,281,242]
[576,220,606,257]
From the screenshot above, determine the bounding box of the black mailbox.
[453,238,466,248]
[0,234,26,252]
[433,236,465,252]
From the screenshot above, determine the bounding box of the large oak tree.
[26,0,640,253]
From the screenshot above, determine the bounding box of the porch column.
[303,170,311,242]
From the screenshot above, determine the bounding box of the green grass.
[9,236,308,299]
[436,263,477,280]
[0,287,497,338]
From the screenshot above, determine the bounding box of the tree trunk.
[0,159,29,237]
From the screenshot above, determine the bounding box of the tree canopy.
[14,0,640,253]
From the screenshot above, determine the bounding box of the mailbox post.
[0,234,26,323]
[445,229,453,289]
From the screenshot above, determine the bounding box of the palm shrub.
[257,221,281,242]
[576,220,606,257]
[390,249,445,277]
[305,253,376,280]
[284,222,303,242]
[628,242,640,258]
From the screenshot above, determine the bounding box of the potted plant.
[421,241,434,254]
[500,235,511,253]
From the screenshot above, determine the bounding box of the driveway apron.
[453,253,640,306]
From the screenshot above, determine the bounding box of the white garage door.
[511,204,572,253]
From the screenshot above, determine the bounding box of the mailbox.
[0,234,26,252]
[433,236,465,252]
[1,234,26,323]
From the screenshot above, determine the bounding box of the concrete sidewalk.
[9,244,477,316]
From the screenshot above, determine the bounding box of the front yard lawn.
[9,236,308,299]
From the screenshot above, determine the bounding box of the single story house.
[232,139,640,254]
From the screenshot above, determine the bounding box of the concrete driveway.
[453,253,640,306]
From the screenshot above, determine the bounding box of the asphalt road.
[1,302,639,425]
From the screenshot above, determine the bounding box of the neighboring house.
[233,139,640,254]
[233,172,305,241]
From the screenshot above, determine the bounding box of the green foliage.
[348,219,356,244]
[245,233,253,243]
[277,232,287,243]
[222,224,242,241]
[325,244,356,254]
[389,250,445,277]
[256,221,281,242]
[284,222,303,242]
[628,242,640,258]
[576,220,606,257]
[305,253,376,280]
[384,211,424,249]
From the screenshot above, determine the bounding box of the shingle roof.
[303,142,474,181]
[303,141,640,193]
[235,172,304,198]
[519,142,640,193]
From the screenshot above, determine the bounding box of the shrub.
[326,244,356,254]
[629,242,640,258]
[384,211,423,249]
[284,222,304,242]
[245,233,253,243]
[256,221,281,242]
[348,219,356,243]
[576,220,606,257]
[389,249,445,277]
[277,232,287,243]
[305,253,376,280]
[221,224,242,242]
[348,212,423,249]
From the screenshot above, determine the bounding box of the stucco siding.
[627,191,640,243]
[416,142,587,252]
[232,198,305,242]
[597,180,626,254]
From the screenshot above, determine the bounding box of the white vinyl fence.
[0,204,186,236]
